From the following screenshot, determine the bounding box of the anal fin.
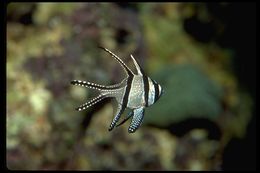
[108,103,125,131]
[116,111,134,128]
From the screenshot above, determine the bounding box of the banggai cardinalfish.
[71,47,163,133]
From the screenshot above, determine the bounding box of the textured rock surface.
[7,3,254,170]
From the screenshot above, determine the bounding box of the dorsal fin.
[99,47,134,77]
[130,54,145,76]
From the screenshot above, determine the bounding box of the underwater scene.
[6,3,256,170]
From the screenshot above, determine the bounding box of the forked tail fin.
[71,80,122,90]
[75,94,106,111]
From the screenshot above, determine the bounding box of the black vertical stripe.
[152,79,159,103]
[143,75,149,107]
[121,74,134,111]
[139,67,149,107]
[109,74,133,131]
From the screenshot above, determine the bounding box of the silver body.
[127,76,144,108]
[71,47,163,133]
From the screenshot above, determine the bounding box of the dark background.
[175,3,256,170]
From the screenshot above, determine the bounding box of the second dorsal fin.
[99,47,134,77]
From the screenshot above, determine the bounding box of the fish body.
[71,47,163,133]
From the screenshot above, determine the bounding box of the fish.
[71,47,163,133]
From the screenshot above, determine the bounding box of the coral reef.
[7,3,254,170]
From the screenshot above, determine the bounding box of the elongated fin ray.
[128,107,145,133]
[71,80,121,90]
[116,110,134,127]
[76,94,106,111]
[99,47,134,77]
